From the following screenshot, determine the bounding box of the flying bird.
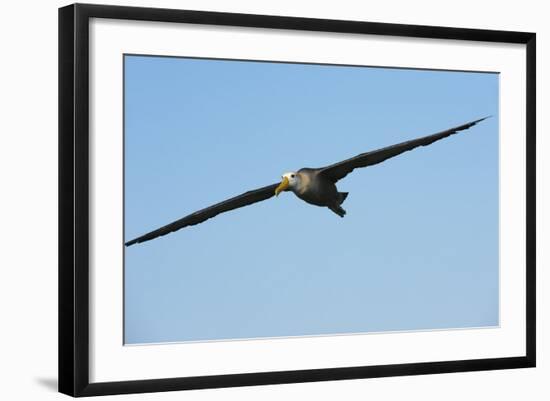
[125,117,489,246]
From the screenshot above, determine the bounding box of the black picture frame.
[59,3,536,397]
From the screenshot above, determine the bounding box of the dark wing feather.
[319,117,489,183]
[125,183,279,246]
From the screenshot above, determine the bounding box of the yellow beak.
[275,177,289,196]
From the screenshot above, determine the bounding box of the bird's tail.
[338,192,349,205]
[329,205,346,217]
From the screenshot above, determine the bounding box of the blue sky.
[124,55,499,344]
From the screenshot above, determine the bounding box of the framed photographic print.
[58,3,536,397]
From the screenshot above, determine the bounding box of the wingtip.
[464,115,492,129]
[476,115,492,123]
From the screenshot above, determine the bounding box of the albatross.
[125,117,489,246]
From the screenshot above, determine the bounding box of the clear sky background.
[124,55,499,344]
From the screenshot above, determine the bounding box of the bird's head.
[275,172,299,196]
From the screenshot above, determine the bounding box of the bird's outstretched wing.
[125,183,279,246]
[319,117,489,183]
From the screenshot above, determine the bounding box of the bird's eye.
[291,174,295,178]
